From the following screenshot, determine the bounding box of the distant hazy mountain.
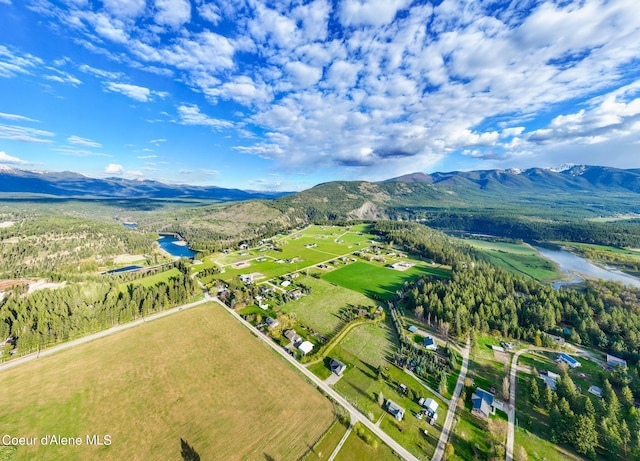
[0,166,289,200]
[273,165,640,220]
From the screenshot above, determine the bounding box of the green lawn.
[462,238,562,282]
[118,267,182,291]
[322,262,450,300]
[278,276,376,336]
[305,421,349,461]
[339,321,397,368]
[334,426,400,461]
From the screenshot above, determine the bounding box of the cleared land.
[462,238,561,282]
[279,275,376,336]
[323,261,450,300]
[0,304,334,461]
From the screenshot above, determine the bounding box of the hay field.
[0,303,334,461]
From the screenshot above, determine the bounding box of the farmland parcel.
[0,304,334,461]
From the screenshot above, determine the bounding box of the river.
[534,246,640,289]
[158,235,196,258]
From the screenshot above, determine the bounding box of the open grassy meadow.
[0,304,334,461]
[322,261,450,300]
[462,238,562,282]
[278,276,376,336]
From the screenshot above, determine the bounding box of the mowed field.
[462,238,561,282]
[0,304,334,461]
[322,261,450,300]
[279,275,376,336]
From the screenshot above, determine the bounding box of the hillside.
[273,165,640,220]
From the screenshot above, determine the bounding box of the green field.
[322,261,450,300]
[278,276,376,336]
[0,304,334,461]
[208,225,377,283]
[463,238,562,282]
[119,267,182,289]
[339,321,398,368]
[305,421,349,461]
[334,425,400,461]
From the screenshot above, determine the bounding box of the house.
[284,329,301,344]
[558,353,581,369]
[408,325,418,333]
[500,342,515,350]
[423,398,439,417]
[540,370,559,390]
[386,399,405,421]
[281,280,291,287]
[472,388,496,420]
[423,336,438,351]
[239,274,253,284]
[329,358,346,375]
[297,341,314,355]
[607,354,627,369]
[588,385,603,398]
[265,317,279,328]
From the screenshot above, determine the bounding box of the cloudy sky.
[0,0,639,190]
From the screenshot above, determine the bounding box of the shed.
[408,326,418,333]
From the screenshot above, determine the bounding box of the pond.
[534,246,640,289]
[158,235,196,258]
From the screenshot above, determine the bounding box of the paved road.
[0,297,209,372]
[211,297,420,461]
[431,338,470,461]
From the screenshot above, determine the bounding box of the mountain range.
[3,165,640,218]
[0,165,286,201]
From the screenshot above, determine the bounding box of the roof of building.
[588,385,603,397]
[424,398,439,413]
[423,336,437,348]
[606,354,627,367]
[408,326,418,333]
[297,341,314,354]
[265,317,279,327]
[558,353,580,366]
[386,399,405,420]
[472,388,494,418]
[329,358,346,374]
[284,329,300,342]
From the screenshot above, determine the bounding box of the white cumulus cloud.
[105,163,124,174]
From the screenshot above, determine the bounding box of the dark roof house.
[329,358,346,375]
[471,388,495,420]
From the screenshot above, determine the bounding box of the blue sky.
[0,0,639,191]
